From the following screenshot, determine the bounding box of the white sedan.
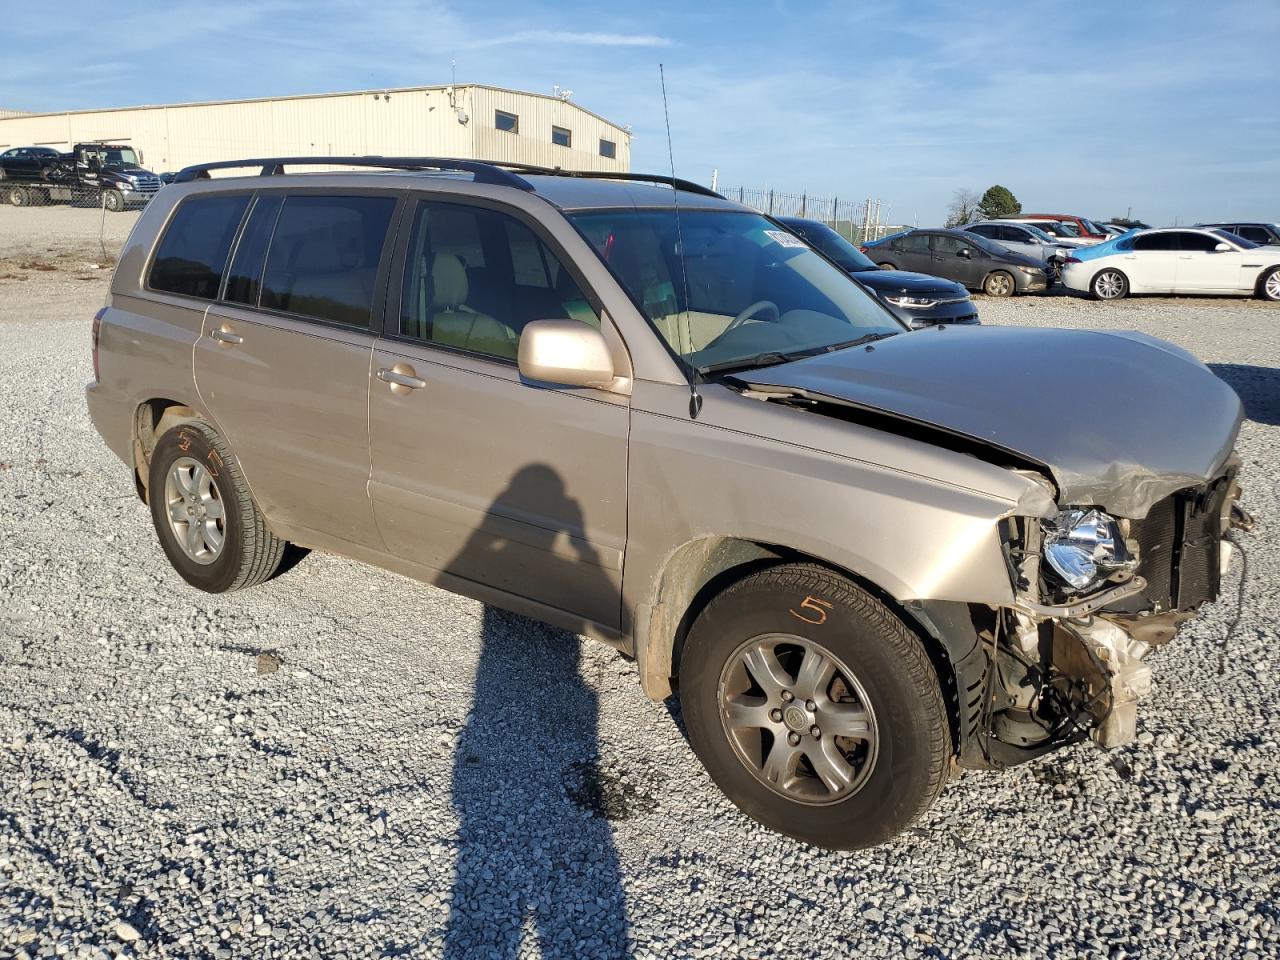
[1060,228,1280,301]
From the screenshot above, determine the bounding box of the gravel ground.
[2,208,1278,959]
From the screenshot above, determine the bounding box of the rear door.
[194,190,403,549]
[1172,231,1242,292]
[897,232,935,273]
[1128,232,1179,291]
[367,196,629,630]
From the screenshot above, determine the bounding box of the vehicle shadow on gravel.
[443,465,631,959]
[1210,363,1280,426]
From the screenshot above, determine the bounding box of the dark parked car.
[1196,222,1280,246]
[776,217,978,326]
[862,229,1048,297]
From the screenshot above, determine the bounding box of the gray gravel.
[2,209,1278,958]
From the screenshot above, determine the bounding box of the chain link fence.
[718,186,901,243]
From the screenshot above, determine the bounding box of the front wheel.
[8,185,29,207]
[1092,268,1128,300]
[148,420,288,593]
[877,262,897,270]
[102,189,124,212]
[982,271,1014,297]
[1259,266,1280,302]
[678,564,950,849]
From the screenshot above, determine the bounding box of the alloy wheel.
[1094,271,1125,299]
[986,273,1013,296]
[717,633,879,805]
[163,456,226,565]
[1266,271,1280,301]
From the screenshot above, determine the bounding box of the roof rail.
[490,161,724,199]
[172,156,535,190]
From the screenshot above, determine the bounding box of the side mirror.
[957,247,971,259]
[518,319,615,388]
[1214,242,1232,252]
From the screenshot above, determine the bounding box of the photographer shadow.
[443,465,631,959]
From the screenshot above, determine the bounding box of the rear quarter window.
[148,194,251,299]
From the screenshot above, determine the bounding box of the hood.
[852,270,967,298]
[730,326,1242,516]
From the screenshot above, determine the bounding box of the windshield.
[779,219,878,272]
[1211,229,1258,249]
[959,232,1009,256]
[1079,218,1105,235]
[570,208,902,373]
[1019,223,1056,243]
[86,147,139,168]
[1049,221,1082,237]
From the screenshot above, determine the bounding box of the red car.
[1018,213,1109,241]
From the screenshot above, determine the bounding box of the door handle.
[211,328,242,344]
[377,367,427,390]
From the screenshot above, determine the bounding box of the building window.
[551,125,572,148]
[495,110,519,133]
[599,139,616,159]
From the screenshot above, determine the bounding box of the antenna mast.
[660,63,700,419]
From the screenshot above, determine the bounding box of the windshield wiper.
[696,352,797,377]
[818,331,899,354]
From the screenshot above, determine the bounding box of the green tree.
[977,185,1021,220]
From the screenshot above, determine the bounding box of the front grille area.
[1128,474,1231,612]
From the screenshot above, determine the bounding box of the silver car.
[962,219,1080,275]
[86,157,1250,849]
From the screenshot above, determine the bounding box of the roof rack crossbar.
[172,156,535,190]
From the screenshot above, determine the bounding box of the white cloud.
[470,30,672,48]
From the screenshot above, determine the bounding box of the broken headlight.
[1042,508,1137,591]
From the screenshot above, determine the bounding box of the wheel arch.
[635,536,980,757]
[131,398,209,502]
[1255,263,1280,298]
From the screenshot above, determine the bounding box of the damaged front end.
[972,463,1252,764]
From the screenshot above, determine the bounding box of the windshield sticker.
[764,230,809,249]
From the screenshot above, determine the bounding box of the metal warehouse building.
[0,84,631,175]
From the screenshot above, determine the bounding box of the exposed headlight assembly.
[1015,265,1041,275]
[1042,508,1137,591]
[884,295,937,309]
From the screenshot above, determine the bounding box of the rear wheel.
[877,262,897,270]
[8,185,28,207]
[678,564,950,849]
[1259,266,1280,302]
[1092,268,1129,300]
[983,270,1014,297]
[148,420,287,593]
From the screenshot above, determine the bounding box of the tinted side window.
[1134,233,1176,251]
[224,194,283,306]
[967,225,998,239]
[934,236,967,256]
[400,202,599,360]
[901,233,932,253]
[1175,232,1220,252]
[1237,226,1269,244]
[1004,226,1032,242]
[260,195,396,327]
[149,194,250,299]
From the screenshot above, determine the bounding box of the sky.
[2,0,1277,225]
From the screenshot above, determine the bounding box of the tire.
[678,564,950,849]
[8,185,28,207]
[147,420,287,593]
[102,189,124,212]
[982,271,1014,297]
[877,262,897,270]
[1091,268,1128,300]
[1259,266,1280,302]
